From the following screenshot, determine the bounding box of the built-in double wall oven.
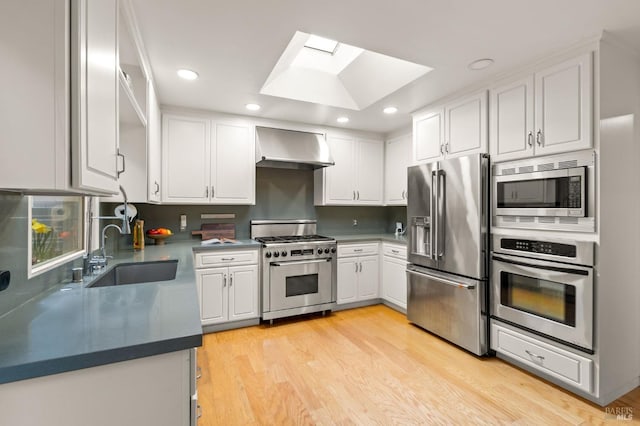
[491,234,595,353]
[493,150,595,233]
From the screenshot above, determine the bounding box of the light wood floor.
[197,305,640,425]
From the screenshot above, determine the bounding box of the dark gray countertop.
[331,233,408,245]
[0,239,258,385]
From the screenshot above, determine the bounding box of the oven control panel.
[263,246,336,259]
[501,238,577,257]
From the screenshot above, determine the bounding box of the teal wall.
[0,194,84,317]
[104,168,406,242]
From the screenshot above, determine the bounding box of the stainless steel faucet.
[84,186,133,273]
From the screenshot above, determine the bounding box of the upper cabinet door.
[534,53,592,156]
[384,134,411,205]
[162,115,210,203]
[211,122,255,204]
[325,135,357,203]
[355,138,384,204]
[490,76,535,162]
[413,108,444,164]
[71,0,119,194]
[445,91,487,158]
[147,81,162,203]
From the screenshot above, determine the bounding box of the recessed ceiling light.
[383,106,398,114]
[177,69,199,80]
[245,103,261,111]
[336,116,349,123]
[468,58,494,71]
[304,34,339,54]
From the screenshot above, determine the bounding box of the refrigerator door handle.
[406,268,475,289]
[436,169,445,259]
[431,170,438,261]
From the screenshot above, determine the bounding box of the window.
[28,196,85,278]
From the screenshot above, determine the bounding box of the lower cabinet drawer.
[491,323,593,393]
[194,250,258,268]
[338,243,379,257]
[382,243,406,259]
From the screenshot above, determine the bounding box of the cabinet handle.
[355,262,358,273]
[154,181,160,195]
[445,143,449,153]
[196,366,202,379]
[211,185,215,198]
[357,190,360,200]
[353,190,356,200]
[116,150,126,178]
[353,249,363,252]
[536,129,542,146]
[229,275,233,287]
[205,187,209,198]
[525,349,545,361]
[197,405,202,419]
[359,262,362,272]
[391,249,399,254]
[221,257,235,261]
[527,131,533,147]
[440,144,445,154]
[223,274,227,287]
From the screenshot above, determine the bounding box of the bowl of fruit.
[146,228,173,245]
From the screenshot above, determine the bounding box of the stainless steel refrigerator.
[406,153,489,355]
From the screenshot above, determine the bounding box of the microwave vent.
[501,167,516,175]
[518,166,534,174]
[538,217,556,224]
[519,217,535,223]
[502,217,517,223]
[559,217,579,224]
[559,159,579,169]
[537,163,554,172]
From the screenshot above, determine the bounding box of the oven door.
[269,258,333,312]
[493,167,586,217]
[491,253,593,351]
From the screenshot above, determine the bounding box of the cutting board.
[192,223,236,240]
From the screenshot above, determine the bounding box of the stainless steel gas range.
[250,220,337,322]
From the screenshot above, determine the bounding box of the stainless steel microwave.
[494,167,586,217]
[492,150,595,232]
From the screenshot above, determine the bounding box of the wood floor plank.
[197,305,640,425]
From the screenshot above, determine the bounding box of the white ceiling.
[131,0,640,135]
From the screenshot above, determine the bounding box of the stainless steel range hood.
[255,126,334,170]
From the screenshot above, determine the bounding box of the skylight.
[304,35,338,54]
[260,31,433,111]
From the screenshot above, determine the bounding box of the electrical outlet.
[352,219,358,227]
[0,270,10,292]
[180,214,187,231]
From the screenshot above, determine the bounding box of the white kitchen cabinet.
[381,243,407,310]
[162,114,255,204]
[194,249,259,326]
[490,53,592,162]
[384,134,411,205]
[412,91,487,164]
[147,80,162,203]
[315,135,384,205]
[0,0,118,195]
[71,0,120,194]
[0,350,194,426]
[413,108,444,164]
[336,243,380,304]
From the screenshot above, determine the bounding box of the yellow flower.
[32,219,51,234]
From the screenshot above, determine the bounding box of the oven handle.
[271,258,332,267]
[491,255,589,276]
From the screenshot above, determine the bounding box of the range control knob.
[281,251,287,257]
[324,248,330,254]
[317,248,323,255]
[330,247,336,254]
[265,251,272,258]
[273,251,280,258]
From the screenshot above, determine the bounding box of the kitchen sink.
[87,260,178,288]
